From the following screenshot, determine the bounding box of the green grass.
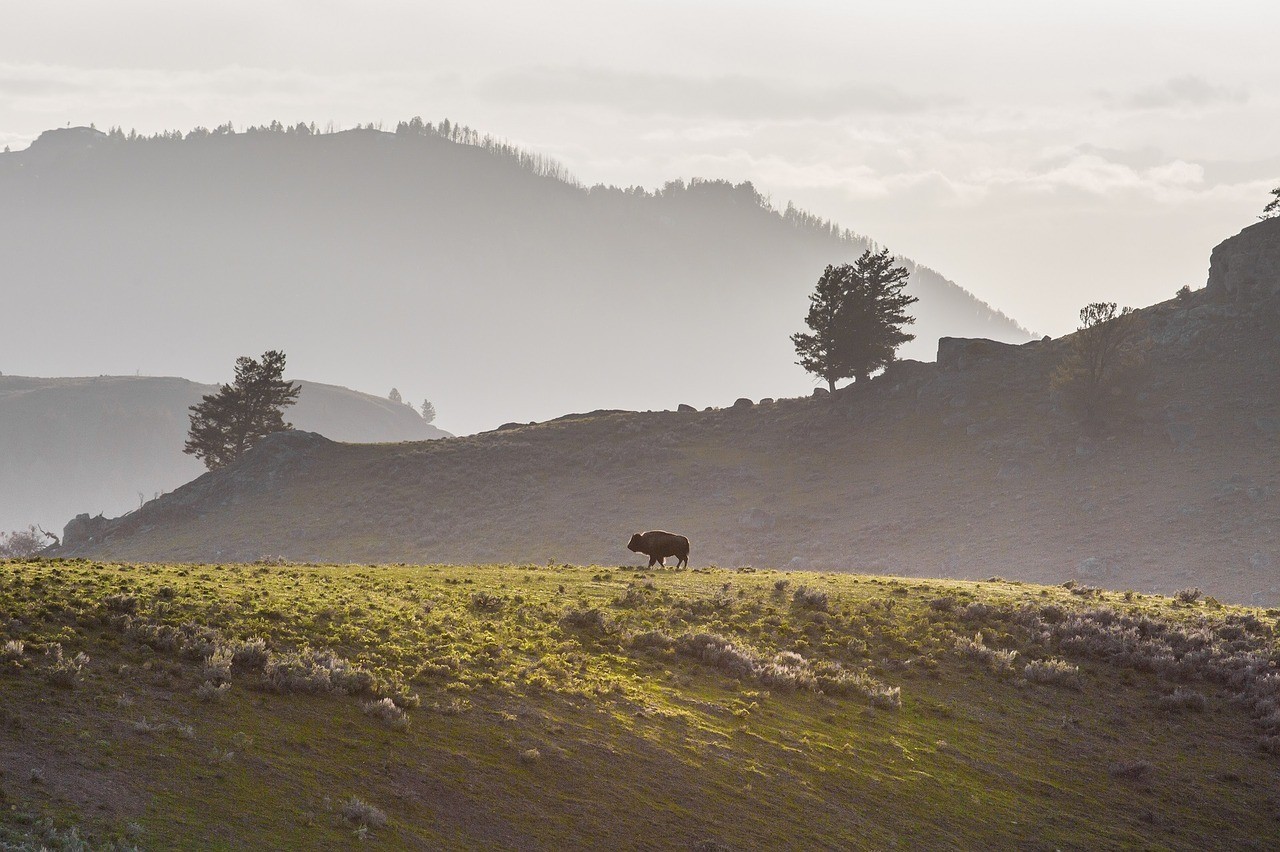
[1,558,1278,849]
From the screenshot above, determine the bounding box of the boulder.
[812,387,829,397]
[1207,217,1280,302]
[732,397,754,409]
[677,403,696,413]
[63,513,109,549]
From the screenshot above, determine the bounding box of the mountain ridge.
[0,120,1031,435]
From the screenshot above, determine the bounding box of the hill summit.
[0,120,1030,434]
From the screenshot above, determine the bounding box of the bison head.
[626,533,644,553]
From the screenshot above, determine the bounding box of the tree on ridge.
[792,248,918,393]
[184,350,301,470]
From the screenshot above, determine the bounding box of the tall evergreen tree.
[791,264,850,394]
[184,350,301,470]
[792,249,919,393]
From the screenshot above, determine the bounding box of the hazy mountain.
[0,122,1031,435]
[56,220,1280,603]
[0,374,449,535]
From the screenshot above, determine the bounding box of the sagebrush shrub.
[1024,658,1082,690]
[1175,587,1202,604]
[362,697,410,730]
[341,796,387,830]
[792,586,829,611]
[1157,687,1207,712]
[196,680,231,702]
[231,637,269,671]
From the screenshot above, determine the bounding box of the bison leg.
[648,555,660,567]
[677,554,688,568]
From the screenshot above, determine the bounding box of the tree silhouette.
[1264,186,1280,219]
[792,249,918,393]
[184,350,301,470]
[420,399,437,424]
[1051,303,1144,430]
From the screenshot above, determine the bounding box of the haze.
[2,0,1278,434]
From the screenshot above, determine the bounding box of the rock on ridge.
[1207,217,1280,302]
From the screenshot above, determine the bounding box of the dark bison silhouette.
[627,530,690,568]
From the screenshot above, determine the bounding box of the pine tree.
[1264,186,1280,219]
[420,400,437,424]
[792,249,919,393]
[389,388,402,404]
[791,264,850,394]
[184,350,301,470]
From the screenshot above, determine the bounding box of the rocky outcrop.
[937,337,1047,371]
[1207,217,1280,302]
[63,513,110,550]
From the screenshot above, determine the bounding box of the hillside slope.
[0,375,448,534]
[2,559,1278,849]
[53,221,1280,603]
[0,123,1030,434]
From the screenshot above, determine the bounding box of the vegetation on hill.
[185,351,301,471]
[1,558,1277,848]
[792,248,919,392]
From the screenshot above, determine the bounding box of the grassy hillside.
[62,291,1280,604]
[2,557,1279,849]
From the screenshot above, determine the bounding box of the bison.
[626,530,690,568]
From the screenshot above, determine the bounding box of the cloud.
[1119,75,1248,110]
[478,66,957,120]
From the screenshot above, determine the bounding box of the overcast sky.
[4,0,1278,338]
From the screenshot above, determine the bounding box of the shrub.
[1051,301,1145,430]
[773,579,790,593]
[955,633,1018,673]
[340,796,387,830]
[960,601,995,622]
[1157,687,1207,712]
[519,748,541,763]
[361,697,410,730]
[470,592,504,612]
[1024,658,1083,690]
[792,586,829,611]
[1175,587,1202,604]
[43,644,88,689]
[558,607,614,636]
[262,648,374,695]
[103,593,140,614]
[631,629,898,708]
[196,680,231,702]
[869,684,903,710]
[928,596,956,612]
[1108,760,1153,780]
[1,639,25,668]
[202,646,234,685]
[231,637,269,671]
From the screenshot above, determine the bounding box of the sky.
[3,1,1278,354]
